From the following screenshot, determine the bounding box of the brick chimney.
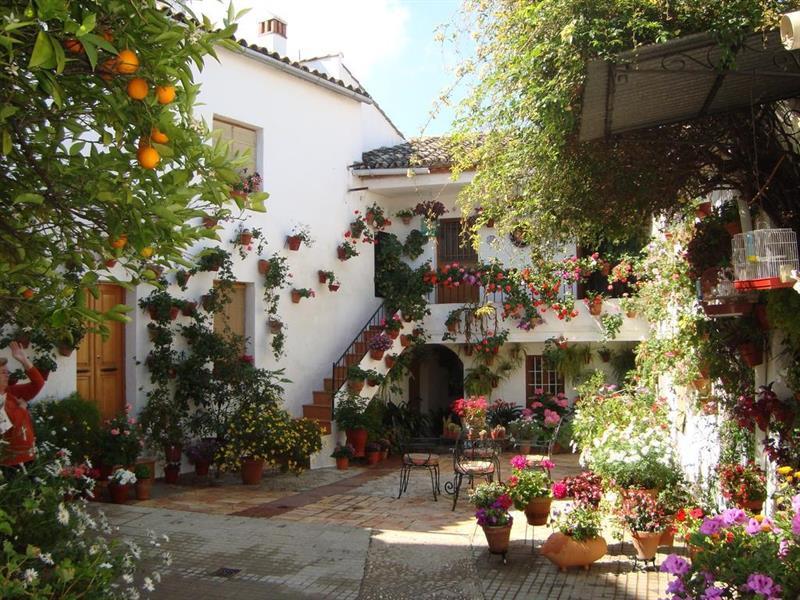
[258,16,287,56]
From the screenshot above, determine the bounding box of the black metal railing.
[331,302,389,418]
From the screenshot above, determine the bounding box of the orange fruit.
[110,234,128,249]
[22,288,34,300]
[150,127,169,144]
[155,85,176,104]
[98,57,117,81]
[64,38,84,54]
[116,49,139,74]
[141,246,155,258]
[137,146,160,169]
[126,77,149,100]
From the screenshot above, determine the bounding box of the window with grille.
[525,355,564,401]
[436,218,479,304]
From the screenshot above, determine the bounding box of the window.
[212,118,258,176]
[525,355,564,401]
[436,218,479,304]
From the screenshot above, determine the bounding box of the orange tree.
[0,0,266,346]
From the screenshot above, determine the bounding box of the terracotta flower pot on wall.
[524,497,553,526]
[241,458,265,485]
[291,290,302,303]
[258,259,271,275]
[737,342,763,368]
[287,235,302,251]
[541,533,607,571]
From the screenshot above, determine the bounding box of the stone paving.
[100,452,677,599]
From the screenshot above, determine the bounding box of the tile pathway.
[101,452,677,599]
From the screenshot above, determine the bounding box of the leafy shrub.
[31,394,100,462]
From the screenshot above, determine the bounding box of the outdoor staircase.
[302,304,409,435]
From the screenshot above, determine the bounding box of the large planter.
[738,342,763,368]
[241,458,265,485]
[541,532,607,571]
[738,499,764,514]
[164,444,182,463]
[366,451,381,465]
[194,459,211,477]
[631,530,662,560]
[346,428,368,458]
[482,523,512,556]
[135,479,152,501]
[163,464,180,484]
[336,457,349,470]
[524,497,553,526]
[659,526,675,547]
[109,483,130,504]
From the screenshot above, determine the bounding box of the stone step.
[303,403,331,422]
[345,353,361,367]
[324,378,334,392]
[354,341,367,356]
[313,390,332,406]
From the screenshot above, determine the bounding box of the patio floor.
[103,452,675,599]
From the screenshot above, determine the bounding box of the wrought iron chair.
[398,438,441,501]
[444,434,502,511]
[529,419,562,461]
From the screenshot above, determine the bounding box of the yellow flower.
[794,471,800,479]
[777,466,793,475]
[754,514,765,523]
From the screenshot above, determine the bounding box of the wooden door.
[76,284,126,420]
[436,218,480,304]
[214,282,246,352]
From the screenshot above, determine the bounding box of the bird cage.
[731,228,799,291]
[699,267,754,317]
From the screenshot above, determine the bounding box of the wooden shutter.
[212,118,258,175]
[436,218,479,304]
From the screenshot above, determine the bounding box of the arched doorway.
[408,344,464,434]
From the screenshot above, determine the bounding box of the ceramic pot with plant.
[541,504,607,571]
[186,438,218,477]
[469,482,514,561]
[585,292,604,316]
[241,457,264,485]
[286,224,313,251]
[368,333,393,360]
[718,461,767,513]
[383,315,402,339]
[164,464,180,484]
[108,468,137,504]
[618,490,669,560]
[507,455,554,525]
[365,442,382,465]
[333,393,369,457]
[258,258,271,275]
[331,444,355,470]
[291,288,315,304]
[396,208,414,225]
[347,365,368,394]
[133,464,152,500]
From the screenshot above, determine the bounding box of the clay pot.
[724,221,742,236]
[258,259,271,275]
[109,483,130,504]
[518,442,531,454]
[659,526,675,547]
[241,458,265,485]
[447,322,458,333]
[738,499,764,514]
[57,344,74,357]
[181,302,197,316]
[385,355,396,369]
[287,235,302,251]
[626,310,637,319]
[194,459,211,477]
[164,444,183,463]
[366,451,381,466]
[524,497,552,526]
[400,334,411,347]
[337,246,348,261]
[168,306,180,321]
[401,216,412,225]
[463,345,474,356]
[631,530,662,560]
[328,283,340,292]
[336,457,349,470]
[737,342,763,368]
[386,329,399,340]
[164,464,180,484]
[105,258,118,268]
[370,349,385,360]
[239,231,252,245]
[588,298,603,316]
[695,201,712,218]
[345,428,368,458]
[202,216,218,229]
[291,290,302,304]
[318,270,329,284]
[268,320,283,334]
[348,379,365,394]
[541,533,607,571]
[482,523,512,555]
[135,479,152,501]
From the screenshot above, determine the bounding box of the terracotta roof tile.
[356,137,455,169]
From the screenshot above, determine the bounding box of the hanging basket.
[732,229,799,291]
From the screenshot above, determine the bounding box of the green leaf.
[29,30,55,69]
[1,130,11,156]
[81,37,97,70]
[14,193,44,204]
[52,37,65,73]
[0,105,18,121]
[77,13,96,36]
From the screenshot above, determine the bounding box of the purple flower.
[702,587,724,599]
[792,512,800,536]
[720,508,747,526]
[665,579,685,595]
[661,554,690,577]
[745,518,762,536]
[745,573,780,597]
[699,517,723,535]
[779,539,790,559]
[792,494,800,513]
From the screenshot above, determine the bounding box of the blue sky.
[189,0,473,138]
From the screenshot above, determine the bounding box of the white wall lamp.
[780,11,800,50]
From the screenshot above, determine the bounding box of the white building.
[9,16,649,468]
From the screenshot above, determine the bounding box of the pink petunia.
[110,428,120,436]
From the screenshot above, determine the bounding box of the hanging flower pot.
[202,216,218,229]
[337,246,348,261]
[258,259,271,275]
[481,523,512,556]
[318,271,328,284]
[401,216,412,225]
[588,297,603,316]
[447,322,458,333]
[556,338,569,350]
[200,294,214,311]
[291,290,302,303]
[598,349,612,363]
[370,349,385,360]
[630,531,662,560]
[268,319,283,334]
[464,344,474,356]
[168,306,180,321]
[348,379,365,394]
[737,342,763,368]
[241,458,265,485]
[57,344,74,357]
[524,497,552,526]
[626,310,637,319]
[239,230,253,245]
[287,235,302,251]
[181,301,197,316]
[328,283,340,292]
[105,258,118,268]
[385,354,396,369]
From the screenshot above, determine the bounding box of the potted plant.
[368,333,393,360]
[451,396,489,431]
[138,289,179,321]
[328,279,341,292]
[97,410,141,476]
[258,258,271,275]
[620,295,638,318]
[469,482,514,560]
[365,203,391,229]
[551,472,604,507]
[597,345,612,363]
[318,270,335,285]
[507,416,544,454]
[585,291,605,316]
[337,240,359,261]
[445,310,462,333]
[396,208,414,225]
[331,444,355,470]
[133,464,152,500]
[268,319,283,334]
[718,461,767,513]
[541,504,607,571]
[108,468,137,504]
[618,489,669,561]
[291,288,315,303]
[32,353,57,381]
[600,313,623,341]
[333,393,369,457]
[365,442,382,465]
[349,212,369,238]
[175,268,191,289]
[507,455,554,525]
[286,224,314,250]
[185,438,218,477]
[347,365,368,394]
[384,353,398,369]
[383,315,402,339]
[231,169,262,197]
[196,247,229,272]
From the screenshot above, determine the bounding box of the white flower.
[143,577,155,592]
[99,562,112,569]
[123,574,134,584]
[23,568,38,584]
[39,553,53,565]
[56,503,69,525]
